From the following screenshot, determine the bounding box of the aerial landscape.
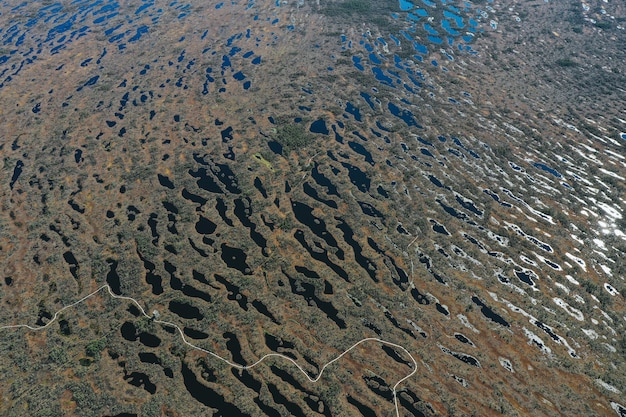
[0,0,625,415]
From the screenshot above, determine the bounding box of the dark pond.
[363,375,393,401]
[341,162,370,192]
[184,327,209,340]
[347,395,377,417]
[311,163,339,196]
[181,362,251,416]
[303,182,338,209]
[287,274,346,329]
[514,270,536,286]
[224,331,246,365]
[471,296,510,327]
[381,345,412,367]
[124,371,156,394]
[220,243,252,275]
[335,218,378,282]
[291,201,343,259]
[106,258,121,294]
[348,141,375,165]
[215,274,249,311]
[10,160,24,190]
[293,230,349,282]
[309,119,329,135]
[267,383,307,417]
[195,215,217,234]
[168,300,204,320]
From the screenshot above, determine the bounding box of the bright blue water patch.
[377,37,387,47]
[302,87,313,95]
[413,54,423,62]
[109,33,124,43]
[310,119,329,135]
[422,0,436,6]
[216,2,224,8]
[390,34,400,46]
[391,13,399,19]
[448,97,458,104]
[94,12,118,24]
[534,163,562,178]
[401,31,414,41]
[251,56,261,65]
[431,59,438,66]
[364,43,374,52]
[369,53,382,65]
[229,46,241,56]
[360,92,377,110]
[417,137,433,146]
[243,81,251,90]
[443,10,464,27]
[271,18,279,24]
[469,18,478,27]
[620,132,626,140]
[428,36,443,44]
[442,20,460,35]
[414,8,429,16]
[46,18,74,41]
[352,56,364,71]
[388,102,420,127]
[221,55,231,70]
[413,42,428,54]
[421,148,434,158]
[341,34,347,43]
[399,0,414,11]
[135,1,154,15]
[372,67,394,87]
[394,55,404,69]
[462,35,474,42]
[404,84,416,93]
[424,23,438,35]
[243,51,254,58]
[408,13,420,21]
[129,26,148,42]
[345,102,362,122]
[77,75,99,91]
[0,56,9,65]
[233,71,245,81]
[104,23,122,36]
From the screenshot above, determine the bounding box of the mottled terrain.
[1,0,625,416]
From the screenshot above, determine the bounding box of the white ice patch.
[600,264,612,276]
[499,357,514,373]
[553,297,585,321]
[582,328,598,339]
[595,379,620,394]
[604,283,619,296]
[457,314,480,333]
[593,238,607,250]
[597,201,622,219]
[598,167,625,181]
[523,327,552,355]
[565,275,580,285]
[565,253,587,271]
[554,282,570,294]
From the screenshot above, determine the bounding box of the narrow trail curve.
[1,284,419,417]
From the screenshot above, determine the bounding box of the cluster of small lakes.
[1,0,625,416]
